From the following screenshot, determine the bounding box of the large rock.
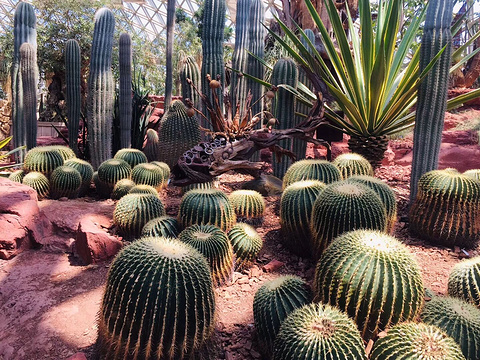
[442,130,479,145]
[438,143,480,172]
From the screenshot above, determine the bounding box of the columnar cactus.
[179,56,201,109]
[228,190,265,220]
[227,223,262,270]
[96,158,132,197]
[110,178,135,200]
[128,184,159,196]
[158,100,201,169]
[22,171,49,199]
[273,303,367,360]
[282,159,341,189]
[143,129,160,162]
[422,295,480,360]
[118,33,132,149]
[114,148,148,169]
[131,163,168,190]
[409,169,480,248]
[178,189,236,231]
[254,275,313,356]
[179,224,234,285]
[113,193,166,239]
[23,147,64,178]
[448,257,480,308]
[333,153,374,179]
[48,145,76,161]
[87,8,115,169]
[370,322,466,360]
[310,181,387,258]
[8,169,25,183]
[65,39,81,155]
[280,180,326,257]
[50,165,82,199]
[141,216,181,239]
[98,237,215,359]
[63,158,94,197]
[20,42,37,150]
[314,230,424,341]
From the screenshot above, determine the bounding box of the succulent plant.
[110,178,136,200]
[131,163,168,190]
[65,39,81,156]
[20,42,37,151]
[180,181,214,195]
[63,158,94,196]
[464,169,480,181]
[150,161,170,178]
[8,169,25,183]
[98,237,215,359]
[143,129,160,162]
[333,152,374,179]
[141,216,181,239]
[282,159,341,189]
[22,171,49,199]
[272,302,367,360]
[227,223,262,271]
[228,190,265,220]
[370,322,466,360]
[23,146,64,178]
[448,257,480,308]
[49,165,82,199]
[47,145,76,161]
[280,180,326,257]
[254,275,313,355]
[310,181,387,258]
[128,184,159,197]
[178,189,236,231]
[314,230,424,341]
[346,175,397,233]
[118,32,132,149]
[409,169,480,248]
[96,158,132,197]
[422,295,480,360]
[179,56,201,109]
[113,148,148,169]
[113,193,166,239]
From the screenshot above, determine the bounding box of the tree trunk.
[164,0,175,109]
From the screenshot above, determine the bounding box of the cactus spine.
[20,43,37,150]
[50,166,82,199]
[410,0,454,201]
[118,33,132,149]
[282,159,341,189]
[180,56,201,109]
[141,216,181,239]
[227,223,262,270]
[448,257,480,308]
[65,39,81,155]
[87,8,115,169]
[22,171,49,199]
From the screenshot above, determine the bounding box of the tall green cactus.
[65,39,81,156]
[410,0,454,201]
[271,58,298,178]
[179,56,201,108]
[12,1,36,161]
[20,43,37,150]
[119,32,132,149]
[87,8,115,169]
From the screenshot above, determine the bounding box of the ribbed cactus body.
[131,163,168,190]
[282,159,341,189]
[65,39,81,155]
[129,184,159,196]
[254,275,313,355]
[20,43,37,150]
[8,169,25,183]
[333,153,374,179]
[370,322,466,360]
[227,223,262,270]
[158,100,201,169]
[314,230,424,341]
[421,296,480,360]
[141,216,181,239]
[464,169,480,181]
[448,257,480,308]
[410,0,454,201]
[271,58,298,178]
[96,159,132,197]
[143,129,160,162]
[87,8,115,169]
[180,181,214,194]
[409,169,480,248]
[228,190,265,219]
[179,56,201,108]
[113,193,166,239]
[179,224,233,285]
[24,147,64,178]
[111,178,135,200]
[22,171,49,199]
[63,158,94,197]
[118,33,132,149]
[178,189,236,231]
[273,302,367,360]
[114,148,148,169]
[310,181,387,258]
[50,166,82,199]
[98,237,215,359]
[280,180,326,257]
[48,145,76,161]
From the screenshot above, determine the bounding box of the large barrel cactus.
[282,159,341,189]
[114,148,148,169]
[50,165,82,199]
[141,216,181,239]
[131,163,168,190]
[178,224,234,285]
[409,169,480,248]
[314,230,424,341]
[227,223,262,271]
[370,322,466,360]
[65,39,81,155]
[22,171,49,199]
[254,275,313,356]
[20,42,37,150]
[118,33,132,149]
[111,178,135,200]
[310,181,387,259]
[333,153,374,179]
[23,146,64,178]
[228,190,265,220]
[96,158,132,197]
[98,237,215,359]
[448,257,480,308]
[272,302,367,360]
[63,158,94,196]
[422,295,480,360]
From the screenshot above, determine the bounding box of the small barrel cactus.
[228,190,265,220]
[50,165,82,199]
[150,161,170,180]
[180,181,213,195]
[98,237,215,359]
[409,169,480,248]
[448,257,480,308]
[227,223,263,271]
[110,178,135,200]
[8,169,25,183]
[254,275,313,355]
[63,158,94,196]
[346,175,397,233]
[314,230,424,341]
[96,158,132,197]
[272,302,367,360]
[23,146,64,178]
[22,171,49,199]
[280,180,326,257]
[282,159,341,189]
[47,145,76,161]
[141,216,181,239]
[370,322,466,360]
[464,169,480,181]
[178,224,234,286]
[422,295,480,360]
[178,189,236,231]
[333,152,374,179]
[128,184,159,197]
[310,181,387,259]
[113,193,166,239]
[143,128,160,162]
[131,162,168,190]
[113,148,148,169]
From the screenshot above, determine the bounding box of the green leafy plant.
[0,136,26,170]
